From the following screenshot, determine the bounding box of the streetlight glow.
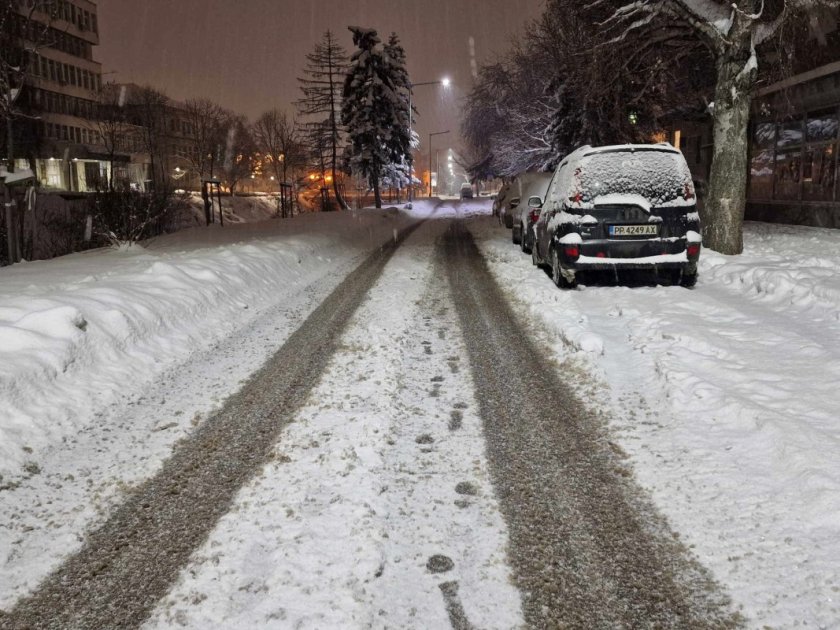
[441,77,451,88]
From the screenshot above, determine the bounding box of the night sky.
[97,0,545,152]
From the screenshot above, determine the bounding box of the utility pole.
[406,78,450,208]
[428,130,450,197]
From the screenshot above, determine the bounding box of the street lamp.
[407,77,451,208]
[429,130,450,197]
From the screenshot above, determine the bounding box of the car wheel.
[520,227,529,253]
[551,248,576,289]
[668,267,698,288]
[512,225,520,245]
[680,271,698,288]
[504,214,514,229]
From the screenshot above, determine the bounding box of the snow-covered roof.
[581,143,680,157]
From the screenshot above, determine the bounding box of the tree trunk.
[202,183,212,225]
[703,43,757,255]
[373,177,382,209]
[5,96,20,264]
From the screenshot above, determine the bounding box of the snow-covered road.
[2,199,839,628]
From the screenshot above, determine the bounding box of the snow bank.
[0,210,411,481]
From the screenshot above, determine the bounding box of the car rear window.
[573,149,694,209]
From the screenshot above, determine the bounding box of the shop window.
[753,122,776,149]
[806,111,838,143]
[777,119,804,149]
[749,149,775,199]
[803,144,837,201]
[774,152,801,200]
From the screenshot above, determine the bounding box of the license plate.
[609,224,659,237]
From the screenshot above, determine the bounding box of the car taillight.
[568,191,583,204]
[687,243,700,257]
[564,246,580,260]
[528,208,541,223]
[683,181,695,200]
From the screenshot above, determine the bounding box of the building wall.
[746,63,840,228]
[13,0,142,192]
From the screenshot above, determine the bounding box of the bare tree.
[89,83,135,191]
[1,0,57,264]
[297,30,350,209]
[223,115,256,197]
[461,1,696,181]
[253,109,304,217]
[126,86,170,193]
[183,98,231,224]
[594,0,840,254]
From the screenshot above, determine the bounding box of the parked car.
[532,143,701,288]
[511,172,553,253]
[492,181,512,222]
[500,172,544,229]
[460,182,474,199]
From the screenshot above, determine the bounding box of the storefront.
[746,61,840,228]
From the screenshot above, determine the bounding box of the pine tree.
[341,27,412,209]
[384,33,414,193]
[297,30,350,210]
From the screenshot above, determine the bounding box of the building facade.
[746,62,840,228]
[667,14,840,229]
[12,0,147,192]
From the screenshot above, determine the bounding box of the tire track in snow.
[443,220,742,628]
[0,220,426,630]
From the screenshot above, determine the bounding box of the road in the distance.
[443,219,741,628]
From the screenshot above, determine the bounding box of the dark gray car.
[532,144,702,288]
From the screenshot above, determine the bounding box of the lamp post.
[406,77,450,208]
[428,130,450,197]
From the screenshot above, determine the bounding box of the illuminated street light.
[407,76,452,208]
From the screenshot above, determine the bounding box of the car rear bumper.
[567,238,698,270]
[570,252,692,270]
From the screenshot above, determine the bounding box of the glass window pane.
[803,144,836,201]
[749,148,774,199]
[774,151,801,200]
[777,120,803,149]
[753,122,775,150]
[807,111,838,143]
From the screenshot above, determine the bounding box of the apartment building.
[10,0,146,191]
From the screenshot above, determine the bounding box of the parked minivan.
[511,172,553,253]
[500,171,547,230]
[532,144,702,288]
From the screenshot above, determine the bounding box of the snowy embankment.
[0,209,408,483]
[472,217,840,628]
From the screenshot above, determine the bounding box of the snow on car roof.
[581,143,680,157]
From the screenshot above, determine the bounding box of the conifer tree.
[297,30,350,210]
[341,27,412,209]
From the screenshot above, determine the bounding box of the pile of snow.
[0,209,411,482]
[471,216,840,627]
[173,193,283,230]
